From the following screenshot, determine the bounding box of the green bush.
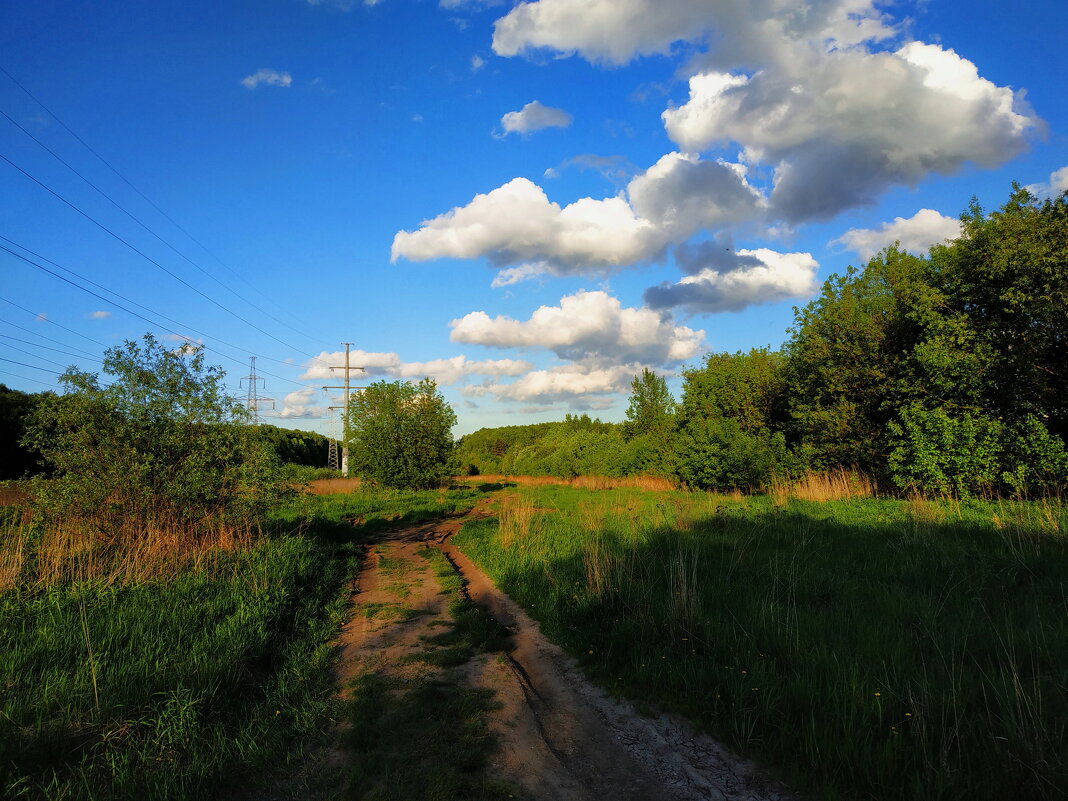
[347,378,456,489]
[887,405,1003,497]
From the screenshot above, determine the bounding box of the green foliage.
[256,424,329,468]
[888,407,1068,497]
[674,416,788,490]
[347,378,457,489]
[0,384,43,479]
[679,348,785,434]
[887,405,1003,497]
[623,368,676,475]
[21,335,286,529]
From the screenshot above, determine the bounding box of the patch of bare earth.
[327,505,798,801]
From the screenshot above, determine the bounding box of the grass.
[452,485,1068,801]
[0,484,491,800]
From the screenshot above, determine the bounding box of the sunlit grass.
[453,486,1068,801]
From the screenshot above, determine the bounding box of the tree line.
[458,186,1068,497]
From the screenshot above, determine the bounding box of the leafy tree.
[679,349,784,433]
[22,335,285,532]
[624,369,675,438]
[0,383,43,480]
[347,378,457,489]
[622,369,677,476]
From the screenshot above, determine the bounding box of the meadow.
[0,486,486,800]
[452,483,1068,801]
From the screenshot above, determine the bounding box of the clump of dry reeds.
[306,477,363,495]
[497,493,538,549]
[460,473,675,491]
[771,467,877,504]
[0,503,256,590]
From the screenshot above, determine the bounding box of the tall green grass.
[0,485,487,800]
[453,487,1068,801]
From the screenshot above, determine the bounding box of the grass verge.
[452,486,1068,801]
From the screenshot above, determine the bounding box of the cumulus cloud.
[1027,166,1068,198]
[645,248,819,314]
[392,177,658,271]
[87,310,111,320]
[832,209,962,261]
[299,349,531,385]
[241,69,293,90]
[450,290,704,366]
[491,0,893,67]
[392,152,762,273]
[463,363,638,404]
[276,388,330,420]
[500,100,573,135]
[663,42,1039,222]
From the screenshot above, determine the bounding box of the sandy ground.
[330,503,798,801]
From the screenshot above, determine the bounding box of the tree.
[347,378,457,489]
[623,369,677,476]
[0,383,43,480]
[22,334,284,534]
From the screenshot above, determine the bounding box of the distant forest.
[458,187,1067,497]
[0,383,329,481]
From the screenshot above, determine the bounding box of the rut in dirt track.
[333,503,798,801]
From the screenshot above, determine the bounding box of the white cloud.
[299,349,531,385]
[471,54,486,71]
[662,42,1038,222]
[392,177,658,271]
[1026,166,1068,198]
[87,310,111,320]
[833,209,962,261]
[645,248,819,314]
[412,113,424,123]
[491,263,548,287]
[500,100,572,135]
[392,153,762,273]
[450,289,704,366]
[463,363,637,404]
[491,0,893,67]
[240,69,293,90]
[276,388,331,420]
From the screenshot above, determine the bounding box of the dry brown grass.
[771,467,877,504]
[459,474,675,492]
[306,477,363,495]
[0,509,256,590]
[496,492,538,549]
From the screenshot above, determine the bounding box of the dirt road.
[332,504,797,801]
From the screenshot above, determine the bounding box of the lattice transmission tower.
[239,356,275,424]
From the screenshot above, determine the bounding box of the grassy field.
[0,486,488,800]
[452,485,1068,801]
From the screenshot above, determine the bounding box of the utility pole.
[322,343,364,476]
[240,356,274,424]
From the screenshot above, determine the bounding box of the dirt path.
[331,502,797,801]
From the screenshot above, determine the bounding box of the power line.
[0,332,103,363]
[0,63,320,337]
[0,315,103,358]
[0,295,108,349]
[0,341,75,371]
[0,240,321,391]
[0,369,58,388]
[0,151,336,370]
[0,355,65,375]
[0,106,320,343]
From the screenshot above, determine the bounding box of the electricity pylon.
[239,356,274,424]
[322,342,365,476]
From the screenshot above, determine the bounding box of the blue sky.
[2,0,1065,437]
